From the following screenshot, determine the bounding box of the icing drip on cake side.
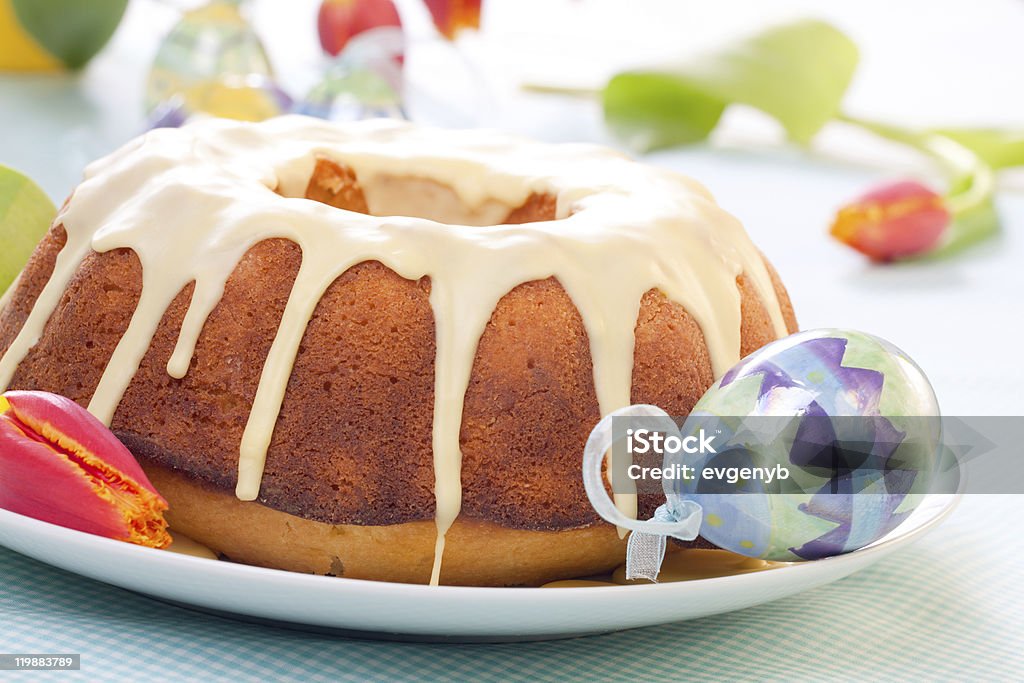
[0,117,789,585]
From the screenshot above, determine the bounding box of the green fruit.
[0,165,56,297]
[12,0,128,69]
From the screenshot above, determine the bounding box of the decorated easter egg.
[148,75,292,129]
[145,0,273,114]
[673,329,942,561]
[299,25,405,123]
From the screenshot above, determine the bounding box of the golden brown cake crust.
[0,161,797,539]
[145,461,633,586]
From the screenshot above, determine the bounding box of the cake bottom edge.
[142,461,637,587]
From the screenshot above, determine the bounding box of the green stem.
[519,82,602,98]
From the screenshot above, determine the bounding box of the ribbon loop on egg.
[581,404,703,579]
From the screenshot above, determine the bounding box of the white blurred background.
[5,0,1024,186]
[1,0,1022,415]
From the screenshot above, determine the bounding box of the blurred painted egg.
[672,329,941,561]
[148,75,292,129]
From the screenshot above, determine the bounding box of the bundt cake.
[0,116,797,586]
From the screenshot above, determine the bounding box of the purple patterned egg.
[672,329,942,561]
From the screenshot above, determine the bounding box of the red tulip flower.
[0,391,170,547]
[318,0,402,56]
[424,0,482,39]
[830,180,951,262]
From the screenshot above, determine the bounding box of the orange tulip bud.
[424,0,481,39]
[830,180,950,262]
[0,391,170,548]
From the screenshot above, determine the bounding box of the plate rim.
[0,491,962,640]
[0,490,961,598]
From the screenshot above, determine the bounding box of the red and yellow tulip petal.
[424,0,481,40]
[0,414,125,537]
[830,180,950,262]
[0,391,170,548]
[4,391,161,495]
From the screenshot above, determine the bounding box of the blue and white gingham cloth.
[1,496,1021,682]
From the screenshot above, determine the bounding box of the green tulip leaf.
[933,128,1024,170]
[12,0,128,69]
[603,20,859,151]
[0,165,56,296]
[603,73,727,151]
[928,195,1000,260]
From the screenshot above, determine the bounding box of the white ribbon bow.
[581,404,704,582]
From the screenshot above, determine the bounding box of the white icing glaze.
[540,549,782,587]
[0,116,788,585]
[164,529,219,560]
[0,270,21,312]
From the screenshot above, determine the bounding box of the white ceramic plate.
[0,493,958,642]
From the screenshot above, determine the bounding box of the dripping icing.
[0,116,789,585]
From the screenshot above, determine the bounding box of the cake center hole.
[301,158,557,226]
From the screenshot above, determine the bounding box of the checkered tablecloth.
[1,495,1021,682]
